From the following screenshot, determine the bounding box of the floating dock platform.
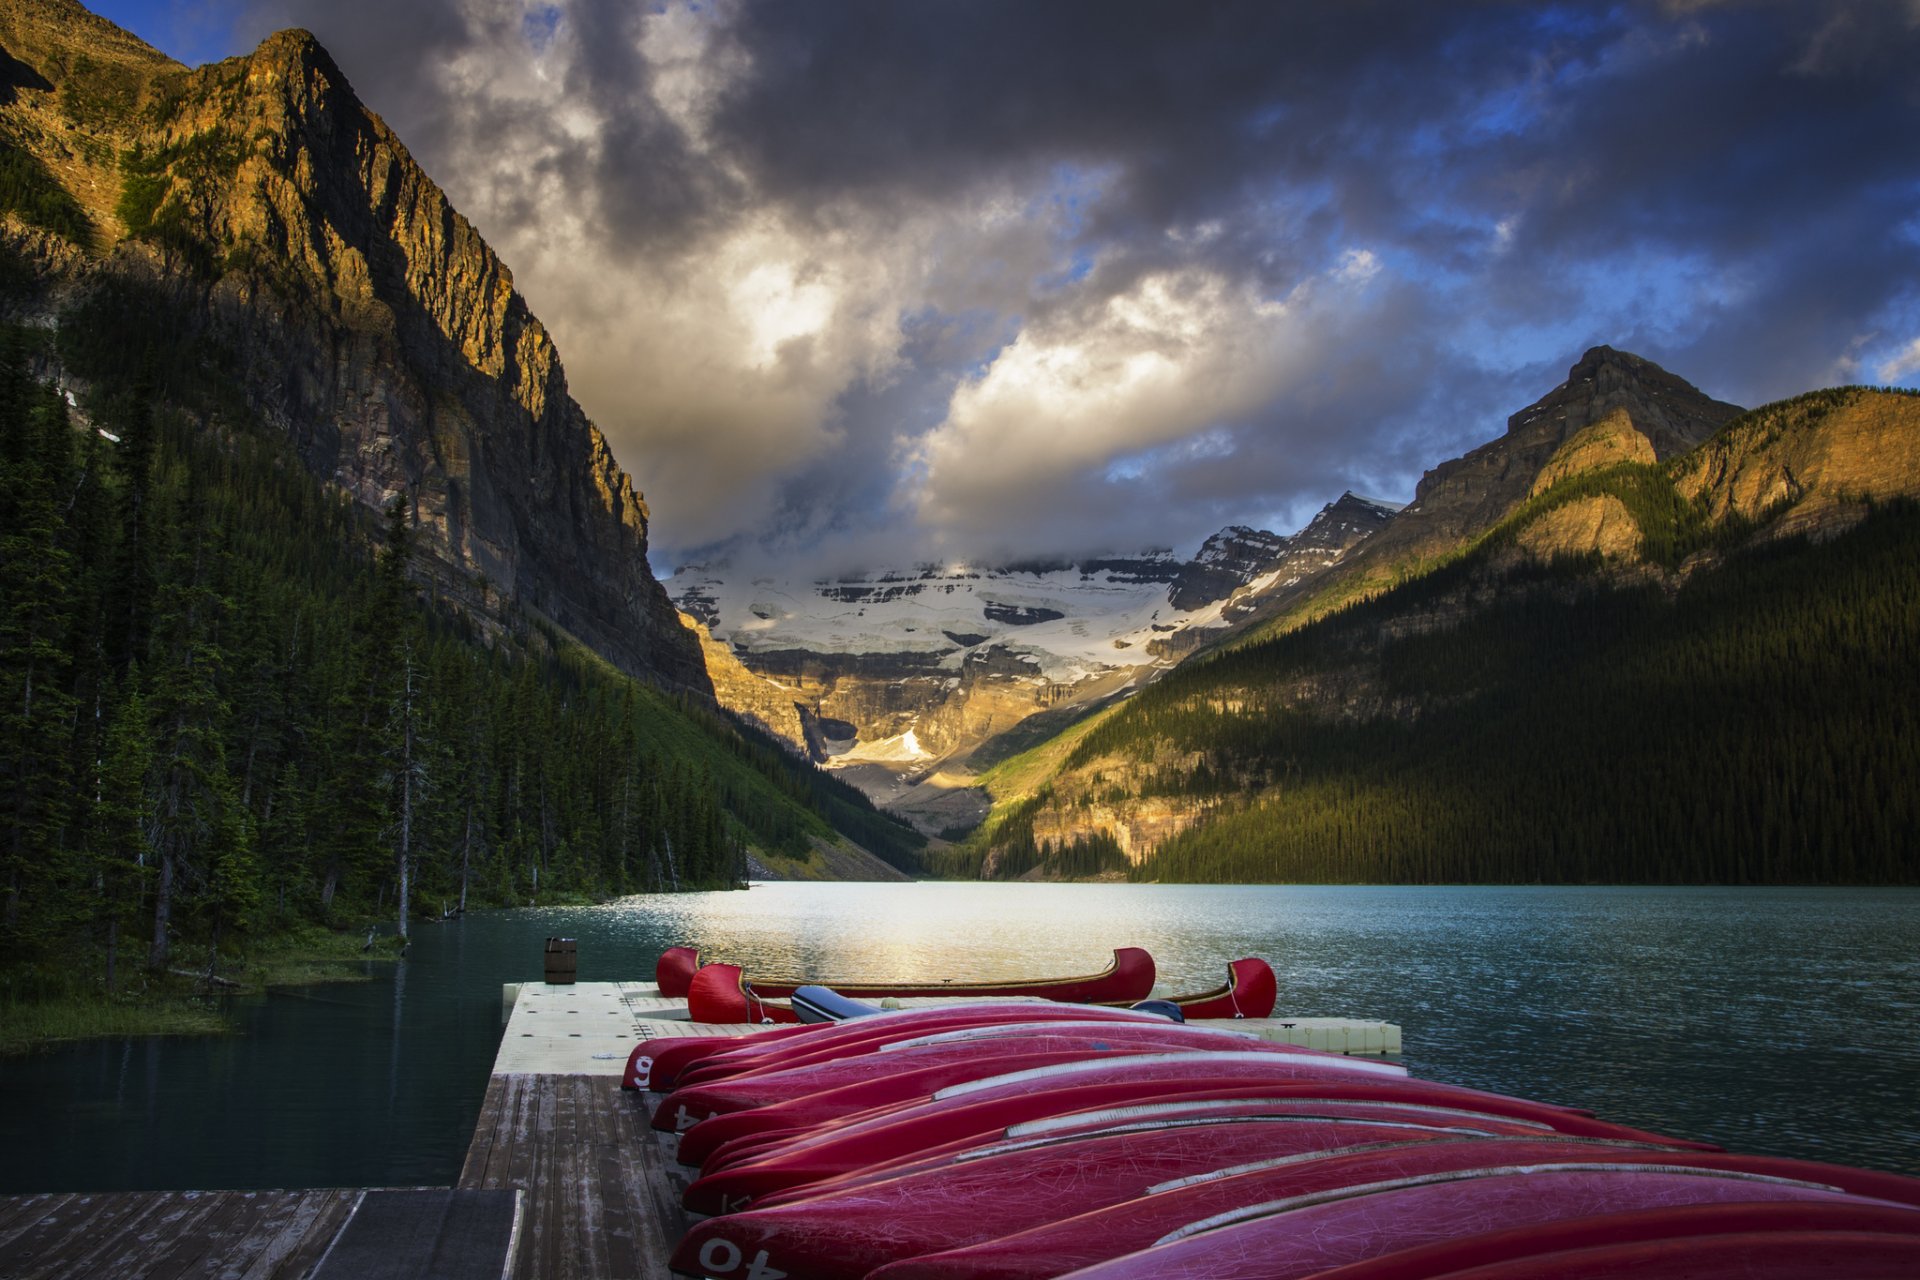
[495,980,1403,1071]
[0,979,1401,1277]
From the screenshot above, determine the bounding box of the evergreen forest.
[952,453,1920,886]
[0,274,924,1001]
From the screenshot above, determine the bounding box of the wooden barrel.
[544,937,577,985]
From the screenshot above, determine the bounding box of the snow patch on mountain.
[671,555,1247,683]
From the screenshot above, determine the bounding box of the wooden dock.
[0,978,1403,1278]
[459,1074,688,1280]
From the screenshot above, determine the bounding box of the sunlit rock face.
[0,5,709,693]
[1381,346,1741,562]
[1192,346,1747,647]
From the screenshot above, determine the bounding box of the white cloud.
[1877,336,1920,384]
[909,254,1389,546]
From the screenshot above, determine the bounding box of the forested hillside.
[0,275,923,994]
[953,389,1920,885]
[0,2,936,1009]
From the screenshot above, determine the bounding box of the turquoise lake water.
[2,882,1916,1192]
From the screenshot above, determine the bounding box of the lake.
[2,882,1916,1193]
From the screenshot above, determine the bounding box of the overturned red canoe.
[625,1001,1168,1090]
[690,1099,1611,1216]
[1309,1213,1920,1280]
[1043,1165,1920,1280]
[871,1138,1920,1280]
[672,1117,1478,1279]
[694,1081,1573,1183]
[686,947,1156,1023]
[665,1050,1699,1172]
[670,1010,1198,1091]
[711,1080,1716,1214]
[626,1022,823,1091]
[656,1037,1372,1138]
[660,1046,1411,1156]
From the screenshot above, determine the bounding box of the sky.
[88,1,1920,572]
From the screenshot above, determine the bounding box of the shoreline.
[0,925,402,1056]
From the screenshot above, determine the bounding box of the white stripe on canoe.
[819,1001,1169,1025]
[932,1050,1408,1101]
[1004,1097,1560,1140]
[1151,1164,1852,1245]
[1142,1135,1683,1195]
[878,1020,1261,1053]
[950,1115,1506,1164]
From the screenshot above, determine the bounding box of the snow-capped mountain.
[670,493,1400,797]
[678,551,1213,687]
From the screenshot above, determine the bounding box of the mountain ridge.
[670,486,1398,792]
[947,378,1920,883]
[0,4,710,694]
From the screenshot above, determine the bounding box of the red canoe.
[624,1002,1168,1090]
[655,1037,1388,1139]
[671,1117,1480,1279]
[672,1051,1681,1174]
[714,1082,1712,1214]
[1038,1166,1918,1280]
[689,1099,1620,1217]
[685,947,1156,1023]
[870,1138,1920,1280]
[693,1082,1581,1183]
[655,945,702,998]
[665,1051,1699,1172]
[1162,957,1277,1020]
[659,1046,1410,1156]
[1311,1214,1920,1280]
[668,1013,1242,1091]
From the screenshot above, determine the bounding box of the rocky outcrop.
[679,613,809,751]
[0,4,710,693]
[1377,346,1740,562]
[1673,389,1920,533]
[1169,525,1290,611]
[739,643,1070,766]
[1167,494,1397,616]
[1202,347,1743,649]
[1530,409,1658,496]
[1511,494,1644,562]
[1027,795,1213,868]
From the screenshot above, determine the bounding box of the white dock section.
[492,982,1400,1076]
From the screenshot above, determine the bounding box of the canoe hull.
[655,945,701,999]
[687,947,1155,1023]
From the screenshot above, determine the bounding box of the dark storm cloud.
[230,0,1920,563]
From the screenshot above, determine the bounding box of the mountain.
[947,375,1920,885]
[669,491,1398,808]
[0,0,706,692]
[1,0,930,995]
[1153,492,1400,657]
[1207,346,1745,648]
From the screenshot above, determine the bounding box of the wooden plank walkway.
[458,1073,689,1280]
[0,1187,360,1280]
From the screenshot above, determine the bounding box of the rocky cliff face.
[1167,526,1290,611]
[1376,345,1740,561]
[1673,389,1920,534]
[1168,494,1400,615]
[1211,347,1743,645]
[0,1,709,693]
